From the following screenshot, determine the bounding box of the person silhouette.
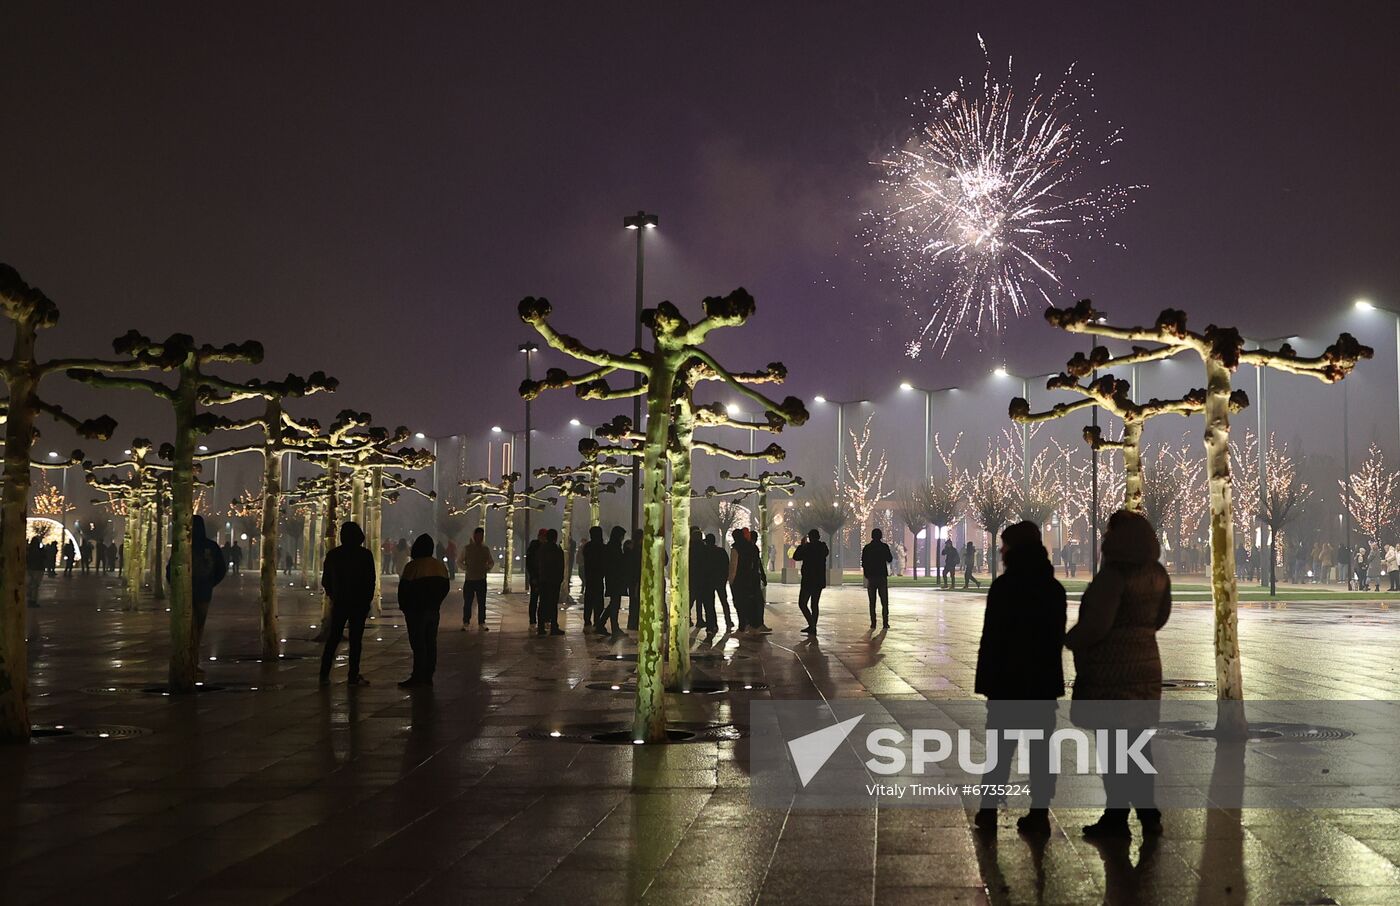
[861,528,893,629]
[318,522,377,686]
[972,521,1066,837]
[792,529,829,635]
[397,533,449,687]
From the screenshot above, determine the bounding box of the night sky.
[3,2,1399,518]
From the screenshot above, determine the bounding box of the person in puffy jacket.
[972,521,1066,837]
[398,533,450,687]
[319,522,378,686]
[1067,509,1171,840]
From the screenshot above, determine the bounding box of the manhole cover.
[82,683,281,696]
[1161,679,1216,690]
[219,654,311,663]
[1158,720,1352,742]
[586,681,637,693]
[518,722,745,745]
[675,681,768,695]
[31,725,151,740]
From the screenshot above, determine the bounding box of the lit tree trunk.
[0,326,38,742]
[560,492,577,604]
[369,466,383,611]
[589,481,601,526]
[756,487,771,572]
[1122,421,1145,514]
[258,434,281,658]
[124,505,142,608]
[1204,358,1246,735]
[637,364,677,742]
[350,471,365,527]
[151,488,166,601]
[168,375,198,693]
[501,495,516,594]
[300,505,314,587]
[665,446,692,690]
[319,461,338,627]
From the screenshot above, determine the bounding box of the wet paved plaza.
[4,571,1400,905]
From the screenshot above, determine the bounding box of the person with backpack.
[397,533,450,687]
[792,529,829,635]
[318,522,378,686]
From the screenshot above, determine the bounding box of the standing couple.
[974,510,1172,840]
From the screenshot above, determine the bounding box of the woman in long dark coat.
[1066,509,1172,839]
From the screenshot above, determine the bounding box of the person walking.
[318,521,377,686]
[230,541,244,576]
[972,521,1067,837]
[26,536,45,608]
[1066,510,1172,840]
[397,533,449,687]
[81,538,94,574]
[792,529,829,635]
[524,528,545,627]
[62,538,76,576]
[598,526,627,636]
[536,529,565,636]
[861,528,893,630]
[1064,540,1079,578]
[444,538,458,581]
[580,525,607,631]
[459,527,494,631]
[941,539,959,590]
[963,540,982,588]
[704,533,734,633]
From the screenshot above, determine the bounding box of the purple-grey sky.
[3,2,1399,526]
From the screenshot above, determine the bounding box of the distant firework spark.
[866,38,1140,357]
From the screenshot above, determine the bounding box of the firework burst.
[866,37,1140,357]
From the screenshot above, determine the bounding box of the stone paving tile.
[5,573,1400,904]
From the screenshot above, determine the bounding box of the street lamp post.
[623,211,658,545]
[814,395,867,578]
[1355,299,1400,472]
[1246,334,1296,587]
[899,381,956,576]
[725,404,757,478]
[995,367,1055,502]
[413,432,440,529]
[519,342,539,542]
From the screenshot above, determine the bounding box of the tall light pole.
[900,381,957,574]
[414,432,440,529]
[623,210,658,544]
[1355,299,1399,463]
[519,342,539,543]
[1245,334,1296,586]
[725,404,757,478]
[814,395,867,577]
[994,367,1056,502]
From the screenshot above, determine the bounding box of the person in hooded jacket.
[1066,509,1172,840]
[319,521,378,686]
[167,515,228,676]
[598,525,628,636]
[971,521,1066,837]
[398,533,450,687]
[580,525,607,631]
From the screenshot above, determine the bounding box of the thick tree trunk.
[1122,422,1145,514]
[635,364,676,743]
[501,497,516,594]
[0,328,38,742]
[368,467,383,611]
[560,493,576,604]
[1203,357,1247,737]
[151,490,166,601]
[757,488,770,574]
[664,445,692,691]
[258,436,281,658]
[319,461,338,629]
[300,505,314,588]
[124,502,142,609]
[168,371,198,693]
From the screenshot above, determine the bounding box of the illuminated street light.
[569,418,581,426]
[1356,299,1375,311]
[491,426,503,433]
[622,211,658,542]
